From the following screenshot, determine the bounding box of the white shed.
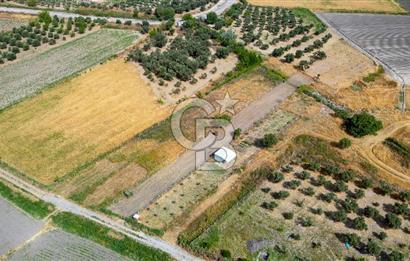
[213,147,236,163]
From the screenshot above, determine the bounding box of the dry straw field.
[0,58,171,185]
[248,0,406,13]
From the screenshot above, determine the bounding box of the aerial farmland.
[0,0,409,260]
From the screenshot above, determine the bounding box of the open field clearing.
[318,13,410,85]
[0,197,44,256]
[140,110,296,231]
[8,229,131,261]
[248,0,406,13]
[0,29,137,110]
[108,67,292,217]
[188,162,410,260]
[0,57,171,185]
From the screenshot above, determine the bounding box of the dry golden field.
[0,58,171,184]
[249,0,405,13]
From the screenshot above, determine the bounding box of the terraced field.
[317,13,410,85]
[0,197,43,256]
[8,229,131,261]
[0,29,137,109]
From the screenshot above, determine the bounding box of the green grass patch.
[363,66,384,82]
[52,212,171,261]
[0,180,54,219]
[284,134,348,167]
[292,7,327,31]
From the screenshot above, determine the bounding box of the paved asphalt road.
[0,0,237,24]
[110,72,313,217]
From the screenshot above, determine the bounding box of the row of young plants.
[0,11,103,64]
[9,0,218,20]
[261,164,409,260]
[128,14,261,87]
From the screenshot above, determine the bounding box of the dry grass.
[83,164,147,207]
[248,0,405,13]
[0,58,171,184]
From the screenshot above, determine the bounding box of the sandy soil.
[306,35,376,94]
[248,0,406,13]
[0,57,171,184]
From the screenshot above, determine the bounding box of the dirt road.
[109,73,312,217]
[354,120,410,185]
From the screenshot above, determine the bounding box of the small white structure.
[213,147,236,164]
[132,213,140,221]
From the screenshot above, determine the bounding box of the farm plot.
[0,57,171,185]
[248,0,406,13]
[0,197,44,256]
[224,3,332,70]
[8,229,131,261]
[0,18,26,31]
[189,165,410,260]
[139,110,296,231]
[318,13,410,85]
[0,28,137,110]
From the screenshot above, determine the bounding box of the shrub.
[320,192,336,203]
[328,210,347,222]
[261,201,278,210]
[377,181,394,195]
[340,198,358,213]
[352,217,368,230]
[398,191,410,202]
[220,249,231,258]
[341,233,361,248]
[282,212,294,220]
[271,190,290,200]
[233,128,242,140]
[344,112,383,137]
[284,180,301,190]
[295,170,310,180]
[384,213,401,229]
[300,187,315,196]
[351,189,365,199]
[357,178,373,189]
[300,216,314,227]
[387,250,404,261]
[267,171,284,183]
[392,202,409,216]
[375,231,387,240]
[337,138,352,149]
[363,206,379,219]
[332,180,348,193]
[336,170,356,182]
[366,239,381,256]
[258,133,278,148]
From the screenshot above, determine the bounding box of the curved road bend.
[0,168,202,261]
[0,0,237,24]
